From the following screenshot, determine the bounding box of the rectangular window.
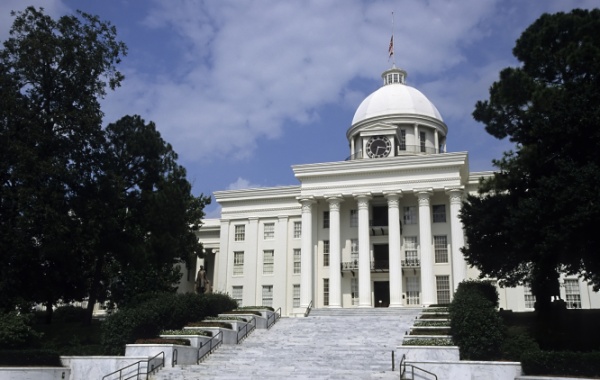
[263,223,275,239]
[350,209,358,227]
[420,131,426,153]
[323,211,330,229]
[234,225,245,241]
[436,275,451,304]
[351,238,359,263]
[403,206,417,225]
[263,250,274,274]
[399,129,406,151]
[323,279,329,306]
[434,235,448,263]
[404,236,418,266]
[233,251,244,276]
[524,285,536,309]
[262,285,273,307]
[293,221,301,238]
[293,284,300,308]
[323,240,330,267]
[407,276,420,305]
[293,249,301,274]
[432,205,446,223]
[351,278,359,306]
[565,279,581,309]
[232,286,243,307]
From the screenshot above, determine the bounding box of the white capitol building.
[185,65,600,316]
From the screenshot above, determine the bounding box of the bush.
[0,312,42,349]
[501,333,540,361]
[134,338,190,346]
[53,306,88,323]
[0,349,62,366]
[101,291,237,354]
[521,351,600,377]
[449,280,505,360]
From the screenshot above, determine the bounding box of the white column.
[215,220,230,292]
[356,194,372,307]
[417,189,435,306]
[386,192,403,307]
[247,217,259,304]
[434,130,439,153]
[413,123,419,152]
[327,196,343,308]
[274,216,289,314]
[299,198,315,309]
[447,188,467,292]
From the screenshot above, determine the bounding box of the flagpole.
[391,11,395,66]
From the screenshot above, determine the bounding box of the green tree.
[0,6,126,318]
[78,115,210,320]
[462,9,600,311]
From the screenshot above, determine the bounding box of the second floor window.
[234,225,245,241]
[263,250,274,274]
[350,209,358,227]
[293,222,302,238]
[403,206,417,225]
[293,249,301,274]
[323,211,330,229]
[264,223,275,239]
[233,251,244,275]
[323,240,329,267]
[432,205,446,223]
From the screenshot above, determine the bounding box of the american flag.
[388,36,394,59]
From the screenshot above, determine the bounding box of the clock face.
[366,136,391,158]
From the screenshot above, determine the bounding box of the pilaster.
[417,189,435,306]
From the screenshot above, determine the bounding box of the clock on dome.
[366,136,391,158]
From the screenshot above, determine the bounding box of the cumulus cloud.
[226,177,262,191]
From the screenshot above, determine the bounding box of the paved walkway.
[152,307,421,380]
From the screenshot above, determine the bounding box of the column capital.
[325,195,344,207]
[297,196,315,213]
[445,187,465,205]
[415,188,433,206]
[383,190,403,199]
[353,193,372,210]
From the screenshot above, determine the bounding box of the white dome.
[352,83,443,126]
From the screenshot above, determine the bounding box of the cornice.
[215,185,301,203]
[293,152,468,180]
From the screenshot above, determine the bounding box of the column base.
[388,303,404,308]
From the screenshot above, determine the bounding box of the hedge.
[521,351,600,377]
[0,312,42,349]
[0,349,62,366]
[449,280,505,360]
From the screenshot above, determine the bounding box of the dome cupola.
[346,66,448,160]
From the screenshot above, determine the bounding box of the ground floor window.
[262,285,273,307]
[564,279,581,309]
[293,284,300,308]
[351,278,359,306]
[232,286,243,307]
[323,278,329,306]
[524,285,536,309]
[406,276,420,305]
[436,275,451,304]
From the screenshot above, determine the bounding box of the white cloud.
[226,177,262,190]
[99,0,506,166]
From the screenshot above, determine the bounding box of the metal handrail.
[197,331,223,363]
[102,351,164,380]
[399,353,437,379]
[236,316,256,344]
[304,300,313,317]
[172,348,178,367]
[267,307,281,329]
[341,259,420,271]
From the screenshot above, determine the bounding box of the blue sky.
[1,0,596,218]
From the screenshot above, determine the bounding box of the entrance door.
[373,244,389,270]
[406,276,420,305]
[374,281,390,307]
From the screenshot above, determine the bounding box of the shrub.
[237,305,275,311]
[0,349,62,366]
[501,333,540,361]
[449,280,505,360]
[187,322,232,329]
[402,338,454,346]
[0,312,42,349]
[134,338,190,346]
[101,291,237,354]
[414,320,450,327]
[521,351,600,377]
[161,329,212,337]
[221,310,262,316]
[53,306,87,323]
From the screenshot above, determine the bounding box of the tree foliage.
[461,9,600,309]
[0,7,209,322]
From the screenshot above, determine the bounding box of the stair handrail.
[399,353,438,380]
[236,316,256,344]
[304,300,313,317]
[102,351,164,380]
[267,307,281,329]
[197,330,223,363]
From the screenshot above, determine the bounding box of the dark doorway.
[373,244,389,271]
[374,281,390,307]
[372,206,389,227]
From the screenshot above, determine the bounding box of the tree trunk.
[44,300,53,324]
[83,255,105,326]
